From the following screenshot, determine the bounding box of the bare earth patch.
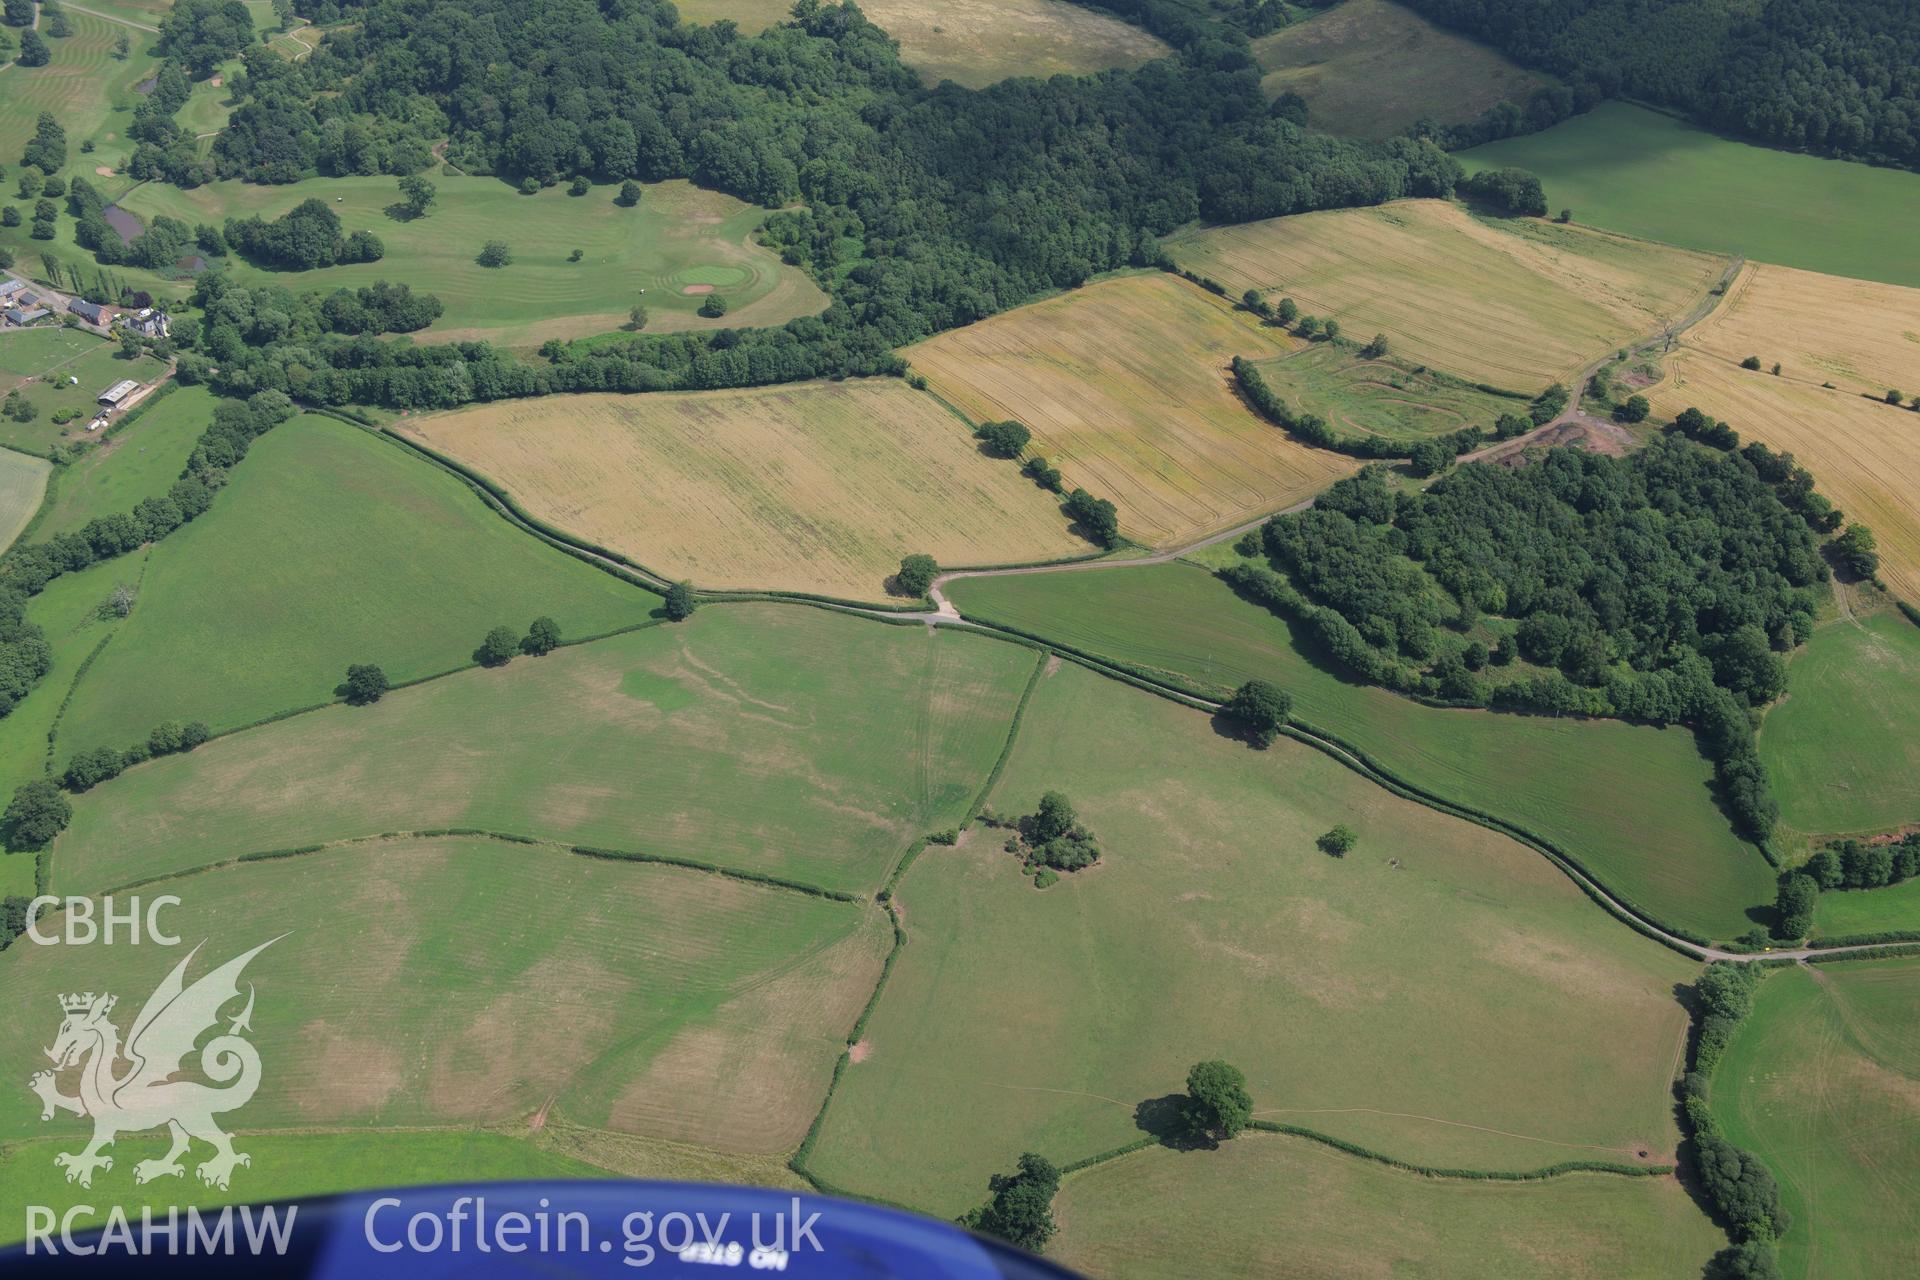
[679,284,714,295]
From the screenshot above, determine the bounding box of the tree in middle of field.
[1182,1059,1253,1143]
[996,791,1101,883]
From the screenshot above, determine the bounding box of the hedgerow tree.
[342,663,388,705]
[1695,1132,1788,1241]
[974,419,1031,458]
[1831,523,1878,578]
[1063,489,1119,547]
[1184,1060,1253,1141]
[475,625,518,667]
[1772,872,1817,939]
[1222,679,1291,747]
[1707,1241,1782,1280]
[663,581,696,621]
[521,615,561,656]
[895,554,937,596]
[963,1152,1059,1253]
[3,779,70,849]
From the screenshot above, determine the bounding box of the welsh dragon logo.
[28,937,281,1190]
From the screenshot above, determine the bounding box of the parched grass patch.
[948,563,1775,941]
[1247,342,1520,442]
[1,839,890,1153]
[1051,1135,1722,1280]
[32,386,212,539]
[1163,199,1726,392]
[0,448,51,553]
[1712,958,1920,1280]
[108,176,827,345]
[1252,0,1553,140]
[1462,102,1920,289]
[55,414,656,754]
[57,605,1036,897]
[402,381,1086,601]
[906,274,1356,547]
[1760,609,1920,848]
[807,662,1696,1215]
[670,0,1169,88]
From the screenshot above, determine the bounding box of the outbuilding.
[98,378,141,407]
[68,299,108,325]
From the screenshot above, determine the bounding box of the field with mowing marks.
[948,563,1776,941]
[54,415,655,753]
[403,381,1086,600]
[1247,341,1521,441]
[0,447,50,551]
[0,332,168,454]
[669,0,1168,87]
[1051,1136,1723,1280]
[1712,958,1920,1279]
[1651,351,1920,602]
[807,663,1696,1214]
[1462,103,1920,289]
[1760,610,1920,847]
[31,386,209,539]
[905,273,1354,546]
[0,11,157,188]
[3,838,890,1152]
[1251,0,1552,139]
[110,177,827,345]
[56,605,1036,896]
[1164,199,1725,392]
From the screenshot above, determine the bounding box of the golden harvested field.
[1164,200,1727,392]
[1679,262,1920,400]
[402,381,1086,600]
[905,273,1356,546]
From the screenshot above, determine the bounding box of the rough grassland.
[0,447,50,552]
[2,839,889,1152]
[1248,341,1520,441]
[1052,1135,1722,1280]
[55,415,655,753]
[948,563,1775,940]
[0,337,169,455]
[1252,0,1552,139]
[56,606,1036,896]
[1164,200,1725,392]
[111,177,827,345]
[402,381,1086,600]
[808,663,1696,1215]
[1651,353,1920,602]
[1712,959,1920,1280]
[1462,103,1920,289]
[669,0,1168,88]
[906,274,1355,546]
[1759,610,1920,846]
[33,386,210,539]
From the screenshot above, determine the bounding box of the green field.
[0,11,159,188]
[1462,103,1920,289]
[53,414,657,754]
[56,605,1037,896]
[1814,876,1920,938]
[1248,341,1521,441]
[0,332,168,455]
[1052,1135,1722,1280]
[948,563,1776,941]
[0,446,50,551]
[1711,958,1920,1279]
[104,176,828,345]
[807,662,1696,1214]
[1760,610,1920,846]
[2,837,889,1151]
[30,385,209,539]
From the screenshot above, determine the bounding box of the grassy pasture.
[669,0,1169,88]
[0,332,168,454]
[807,663,1696,1214]
[31,385,210,539]
[906,273,1355,547]
[1251,0,1553,140]
[1051,1136,1723,1280]
[947,563,1776,941]
[402,381,1087,601]
[1814,876,1920,938]
[1759,610,1920,847]
[0,11,158,189]
[54,414,655,753]
[0,447,50,551]
[56,605,1037,897]
[1461,103,1920,289]
[1164,199,1726,392]
[1,838,890,1152]
[1712,958,1920,1280]
[109,176,828,345]
[1247,341,1521,441]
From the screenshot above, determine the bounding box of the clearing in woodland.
[1162,199,1725,392]
[1711,958,1920,1280]
[401,381,1086,601]
[1252,0,1553,140]
[905,273,1355,547]
[55,605,1037,898]
[668,0,1169,88]
[806,662,1697,1215]
[947,563,1775,941]
[1246,341,1521,442]
[1,838,888,1155]
[1051,1135,1723,1280]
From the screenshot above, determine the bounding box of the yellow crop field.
[402,380,1087,600]
[1679,262,1920,400]
[904,273,1356,546]
[1164,200,1727,391]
